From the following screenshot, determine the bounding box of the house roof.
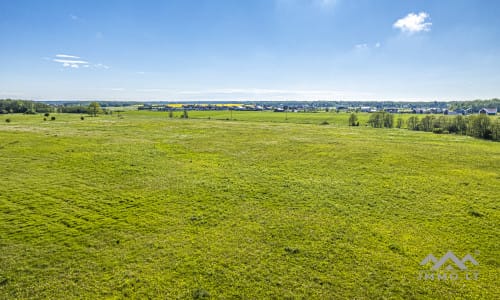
[480,108,498,114]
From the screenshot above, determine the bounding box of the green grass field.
[0,111,498,299]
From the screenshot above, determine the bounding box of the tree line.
[361,112,499,141]
[448,98,499,112]
[1,99,103,116]
[0,99,52,114]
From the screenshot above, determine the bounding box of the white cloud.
[94,63,110,69]
[136,88,164,92]
[393,12,432,34]
[51,54,110,70]
[355,43,368,50]
[56,54,80,59]
[53,58,89,68]
[70,14,79,21]
[354,42,381,51]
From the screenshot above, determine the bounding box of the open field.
[0,112,499,299]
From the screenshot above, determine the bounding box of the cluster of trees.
[448,98,499,112]
[367,112,395,128]
[364,111,499,141]
[0,99,103,117]
[57,102,101,116]
[406,114,499,141]
[0,99,52,114]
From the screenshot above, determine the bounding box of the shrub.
[348,113,358,126]
[5,118,11,123]
[468,209,484,217]
[80,116,85,120]
[44,113,50,117]
[432,128,443,134]
[320,121,329,125]
[192,288,210,299]
[285,246,300,254]
[388,243,403,254]
[43,118,47,121]
[51,116,56,121]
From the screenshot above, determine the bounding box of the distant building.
[479,108,498,115]
[384,108,399,113]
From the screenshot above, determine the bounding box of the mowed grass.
[0,112,498,299]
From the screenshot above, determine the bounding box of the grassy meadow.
[0,111,498,299]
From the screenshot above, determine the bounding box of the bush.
[320,121,329,125]
[348,113,358,126]
[80,116,85,120]
[51,116,56,121]
[285,246,300,254]
[5,118,11,123]
[432,128,443,134]
[43,118,47,121]
[44,113,50,117]
[192,288,210,299]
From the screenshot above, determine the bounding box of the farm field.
[0,111,498,299]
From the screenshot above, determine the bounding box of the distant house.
[384,108,399,113]
[479,108,498,115]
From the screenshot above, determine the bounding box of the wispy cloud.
[393,12,432,34]
[354,42,381,51]
[56,54,80,59]
[136,88,164,92]
[94,63,110,69]
[50,54,110,70]
[355,43,368,50]
[69,14,79,21]
[53,58,89,68]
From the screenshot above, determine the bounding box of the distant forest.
[448,98,500,111]
[0,99,52,114]
[1,98,499,114]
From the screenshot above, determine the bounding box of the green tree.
[88,102,101,117]
[368,112,384,128]
[396,117,404,128]
[468,114,491,139]
[407,116,420,130]
[383,113,394,128]
[348,113,358,126]
[420,115,435,132]
[490,118,500,141]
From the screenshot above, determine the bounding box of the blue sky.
[1,0,499,101]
